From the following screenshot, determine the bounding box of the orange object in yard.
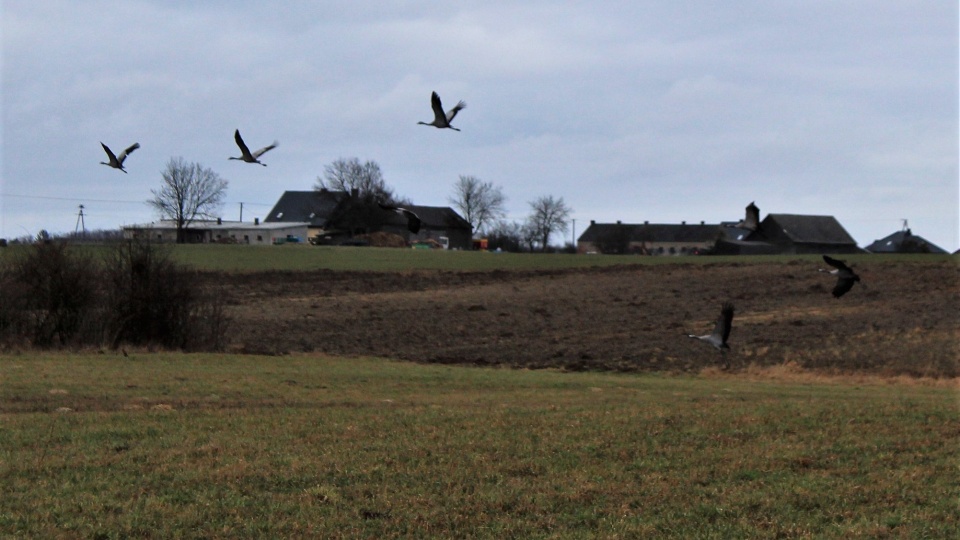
[472,238,488,251]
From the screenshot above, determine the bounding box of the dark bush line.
[0,239,229,351]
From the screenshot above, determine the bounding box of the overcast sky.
[2,1,957,250]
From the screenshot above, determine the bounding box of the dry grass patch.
[702,362,960,388]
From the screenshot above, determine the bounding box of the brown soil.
[215,260,959,377]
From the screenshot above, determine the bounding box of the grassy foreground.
[1,353,957,538]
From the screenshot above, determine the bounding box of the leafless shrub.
[0,264,29,346]
[2,241,101,346]
[0,238,229,351]
[101,238,230,351]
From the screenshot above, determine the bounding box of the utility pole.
[75,204,86,236]
[572,218,576,247]
[239,202,244,222]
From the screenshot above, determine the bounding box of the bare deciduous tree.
[486,220,524,252]
[526,195,573,251]
[520,220,540,252]
[314,157,409,236]
[315,158,399,204]
[449,175,506,235]
[148,157,228,243]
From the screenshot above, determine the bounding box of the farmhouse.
[266,190,473,249]
[698,201,861,256]
[123,219,309,245]
[865,228,947,254]
[579,206,861,256]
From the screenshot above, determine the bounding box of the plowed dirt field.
[218,259,958,376]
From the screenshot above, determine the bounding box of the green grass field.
[2,353,956,538]
[125,245,960,273]
[3,242,954,272]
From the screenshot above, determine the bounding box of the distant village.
[120,190,950,256]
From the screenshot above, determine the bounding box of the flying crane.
[688,302,736,369]
[99,142,140,173]
[818,255,861,298]
[417,91,466,131]
[378,203,422,234]
[229,129,277,166]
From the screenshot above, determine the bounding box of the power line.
[230,201,273,207]
[1,193,145,204]
[2,193,274,207]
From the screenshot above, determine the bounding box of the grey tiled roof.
[264,190,347,227]
[578,222,723,243]
[761,214,856,245]
[265,190,471,231]
[865,229,947,253]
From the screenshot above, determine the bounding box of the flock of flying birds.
[98,91,468,233]
[99,90,863,369]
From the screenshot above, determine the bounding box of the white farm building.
[122,219,309,245]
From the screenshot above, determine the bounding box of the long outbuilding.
[123,219,309,245]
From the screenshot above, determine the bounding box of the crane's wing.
[252,141,278,158]
[401,209,422,234]
[446,100,466,122]
[100,142,118,163]
[117,142,140,163]
[822,255,850,272]
[379,203,421,234]
[832,277,856,298]
[234,129,253,158]
[712,302,735,344]
[429,92,448,124]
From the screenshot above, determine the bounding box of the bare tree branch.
[314,158,401,204]
[449,175,506,235]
